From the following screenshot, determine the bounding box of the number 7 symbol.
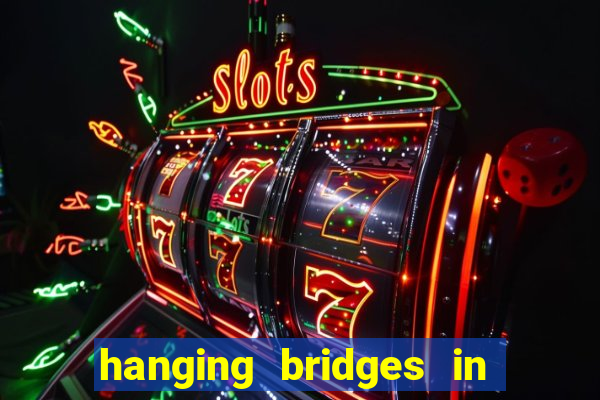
[304,265,374,339]
[150,215,177,269]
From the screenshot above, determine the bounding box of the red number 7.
[304,265,374,339]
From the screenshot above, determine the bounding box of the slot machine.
[39,5,586,400]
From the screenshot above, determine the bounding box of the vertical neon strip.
[454,154,492,339]
[425,174,456,339]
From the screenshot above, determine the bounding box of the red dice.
[498,128,586,207]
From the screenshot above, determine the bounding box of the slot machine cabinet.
[39,40,585,399]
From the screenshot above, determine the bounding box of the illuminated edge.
[166,66,454,129]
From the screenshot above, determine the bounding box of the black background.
[1,0,598,395]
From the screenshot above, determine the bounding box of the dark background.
[1,0,598,396]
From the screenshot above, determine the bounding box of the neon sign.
[88,120,124,149]
[22,346,65,371]
[33,281,83,299]
[60,191,90,211]
[208,232,243,294]
[45,234,84,256]
[304,265,374,339]
[150,215,177,269]
[223,157,274,208]
[119,58,144,90]
[213,48,317,114]
[321,170,399,244]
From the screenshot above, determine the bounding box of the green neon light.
[22,346,66,371]
[33,281,83,298]
[95,194,122,212]
[258,16,262,33]
[168,72,437,128]
[169,96,213,127]
[114,11,150,40]
[322,64,462,111]
[248,17,252,34]
[137,93,157,124]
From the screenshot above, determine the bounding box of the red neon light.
[45,234,84,256]
[208,232,243,294]
[454,154,492,339]
[88,120,124,148]
[60,191,90,211]
[213,64,231,114]
[304,265,374,339]
[234,49,250,110]
[149,215,177,269]
[425,174,456,339]
[318,122,429,131]
[158,153,196,197]
[119,58,144,90]
[223,157,274,208]
[251,71,271,109]
[296,58,317,103]
[320,170,399,244]
[134,207,203,317]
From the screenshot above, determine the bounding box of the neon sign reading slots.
[213,48,317,114]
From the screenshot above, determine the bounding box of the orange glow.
[213,64,231,113]
[164,134,213,140]
[250,71,271,109]
[158,153,196,197]
[88,120,124,148]
[454,154,492,339]
[228,127,296,136]
[234,49,250,110]
[304,265,374,339]
[150,215,177,269]
[60,191,90,211]
[45,234,84,256]
[223,158,274,208]
[119,58,143,90]
[296,58,317,103]
[275,48,293,106]
[208,231,243,294]
[320,170,399,244]
[318,122,428,131]
[425,174,456,339]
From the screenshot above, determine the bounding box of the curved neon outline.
[150,215,177,269]
[45,234,84,256]
[320,170,399,244]
[95,194,122,212]
[88,120,124,149]
[33,281,80,298]
[22,346,65,371]
[323,64,462,111]
[119,58,144,90]
[208,231,243,295]
[304,265,374,339]
[114,11,150,39]
[60,191,90,211]
[167,65,446,128]
[222,157,274,208]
